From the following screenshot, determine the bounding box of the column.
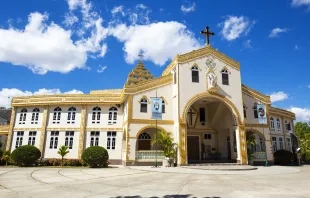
[178,123,186,165]
[229,129,234,159]
[78,105,86,159]
[6,107,16,151]
[39,107,49,157]
[236,125,247,164]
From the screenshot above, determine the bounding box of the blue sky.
[0,0,309,121]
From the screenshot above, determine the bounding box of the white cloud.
[136,4,147,9]
[219,16,255,41]
[0,12,88,75]
[291,0,310,7]
[289,107,310,122]
[97,65,107,73]
[269,28,289,38]
[270,91,289,102]
[109,22,201,65]
[128,4,151,25]
[0,88,83,108]
[111,5,125,16]
[243,39,252,48]
[63,12,79,26]
[295,44,299,50]
[181,2,196,13]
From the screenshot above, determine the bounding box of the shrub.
[11,145,41,166]
[37,158,83,166]
[82,146,109,168]
[274,149,294,165]
[0,149,3,158]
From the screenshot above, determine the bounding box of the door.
[187,136,200,162]
[138,140,151,150]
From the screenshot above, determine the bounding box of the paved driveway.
[0,165,309,198]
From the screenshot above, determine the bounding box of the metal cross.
[187,108,195,126]
[200,26,215,45]
[138,54,144,61]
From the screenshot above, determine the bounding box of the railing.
[233,152,266,160]
[136,150,164,160]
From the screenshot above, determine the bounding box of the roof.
[269,107,296,120]
[126,60,153,86]
[242,84,271,104]
[0,109,11,122]
[0,117,7,123]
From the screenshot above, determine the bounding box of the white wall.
[14,107,44,128]
[11,130,41,152]
[86,105,123,128]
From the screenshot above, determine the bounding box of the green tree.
[246,133,257,162]
[57,145,69,167]
[294,122,310,162]
[2,151,11,166]
[152,131,178,166]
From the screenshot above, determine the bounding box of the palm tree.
[2,151,11,166]
[57,145,69,167]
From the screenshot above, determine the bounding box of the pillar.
[6,107,16,151]
[178,123,187,165]
[229,129,234,159]
[39,107,49,157]
[78,105,86,158]
[236,125,247,164]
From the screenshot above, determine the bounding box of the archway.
[246,130,267,163]
[183,96,240,163]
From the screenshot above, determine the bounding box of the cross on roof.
[200,26,215,45]
[138,54,144,61]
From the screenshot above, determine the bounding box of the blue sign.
[257,104,267,124]
[151,98,162,120]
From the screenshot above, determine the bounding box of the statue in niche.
[208,72,217,89]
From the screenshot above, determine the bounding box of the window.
[92,107,101,124]
[107,131,116,150]
[50,131,59,149]
[270,117,275,130]
[243,105,247,118]
[67,107,76,124]
[65,131,74,149]
[15,131,24,148]
[221,69,229,85]
[90,131,100,146]
[287,138,291,151]
[108,107,118,124]
[28,131,37,146]
[162,100,166,114]
[191,66,199,83]
[140,98,148,113]
[31,108,40,124]
[253,103,258,118]
[259,137,265,152]
[199,108,206,122]
[19,108,27,124]
[272,137,277,152]
[285,120,291,131]
[204,134,211,139]
[276,118,281,131]
[137,132,151,150]
[279,137,283,150]
[53,107,62,124]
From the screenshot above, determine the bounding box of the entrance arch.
[246,129,267,162]
[179,92,245,165]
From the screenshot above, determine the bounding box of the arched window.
[221,69,229,85]
[191,66,199,83]
[259,137,265,152]
[162,100,166,114]
[53,107,62,124]
[270,117,275,130]
[90,131,100,146]
[137,132,151,150]
[243,105,247,118]
[140,98,148,113]
[253,103,258,119]
[92,107,101,124]
[19,108,27,124]
[31,108,40,124]
[285,120,291,131]
[67,107,76,124]
[276,118,281,130]
[108,107,118,124]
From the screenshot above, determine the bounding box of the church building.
[0,27,296,165]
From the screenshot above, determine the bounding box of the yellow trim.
[190,63,202,71]
[160,96,168,105]
[86,128,122,131]
[245,128,266,141]
[135,125,168,139]
[78,105,86,158]
[0,125,9,134]
[162,45,240,76]
[6,107,16,151]
[269,107,295,120]
[138,95,151,104]
[242,84,271,104]
[129,119,174,125]
[221,66,231,73]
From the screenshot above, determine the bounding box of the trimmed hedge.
[11,145,41,166]
[82,146,109,168]
[38,158,84,166]
[274,149,293,165]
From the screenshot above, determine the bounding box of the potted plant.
[152,131,178,167]
[246,134,257,165]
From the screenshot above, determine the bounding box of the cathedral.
[0,27,297,165]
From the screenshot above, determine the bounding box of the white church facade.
[2,38,296,165]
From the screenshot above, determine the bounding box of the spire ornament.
[200,26,215,46]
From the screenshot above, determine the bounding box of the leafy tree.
[294,122,310,162]
[2,151,10,166]
[57,145,69,167]
[82,146,109,168]
[246,133,257,162]
[11,145,41,166]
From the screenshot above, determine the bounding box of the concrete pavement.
[0,165,309,198]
